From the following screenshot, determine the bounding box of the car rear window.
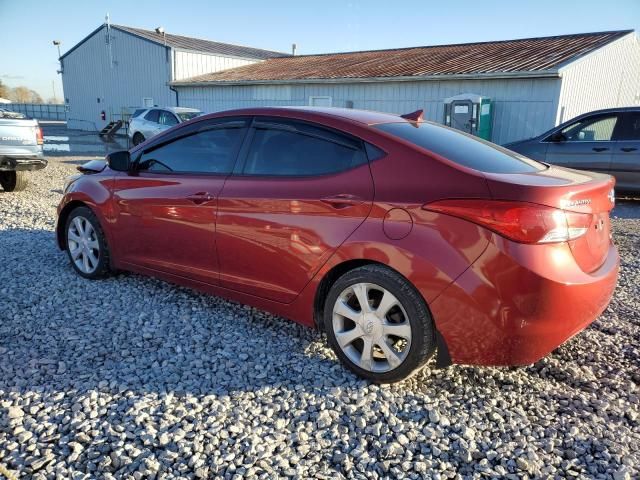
[376,122,546,173]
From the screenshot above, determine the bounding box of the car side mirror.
[549,132,566,143]
[106,150,131,172]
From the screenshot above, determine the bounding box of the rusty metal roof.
[113,25,289,60]
[174,30,632,85]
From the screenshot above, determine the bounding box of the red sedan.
[56,107,619,383]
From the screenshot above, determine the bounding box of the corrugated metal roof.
[112,25,289,59]
[60,24,289,61]
[174,30,633,84]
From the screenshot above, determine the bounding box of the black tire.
[0,171,28,192]
[132,132,145,146]
[64,206,111,279]
[323,265,436,383]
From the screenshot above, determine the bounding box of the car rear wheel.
[132,132,145,146]
[0,171,28,192]
[324,265,436,383]
[65,207,111,279]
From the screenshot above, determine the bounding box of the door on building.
[216,118,373,303]
[112,118,248,284]
[610,111,640,191]
[544,112,623,172]
[450,100,475,134]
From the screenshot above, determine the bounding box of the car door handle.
[621,147,638,152]
[321,194,364,209]
[592,147,609,152]
[186,192,213,205]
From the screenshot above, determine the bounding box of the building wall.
[172,51,258,81]
[62,26,174,131]
[557,33,640,123]
[176,77,562,144]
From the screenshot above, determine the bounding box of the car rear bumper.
[0,155,48,171]
[430,235,619,366]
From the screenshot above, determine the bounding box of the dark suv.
[505,107,640,192]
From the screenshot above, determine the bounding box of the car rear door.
[141,109,161,138]
[544,113,622,172]
[216,118,374,303]
[112,119,248,284]
[610,111,640,191]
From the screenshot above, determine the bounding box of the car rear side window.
[144,109,160,123]
[131,109,146,118]
[243,122,367,176]
[138,126,245,174]
[376,122,545,174]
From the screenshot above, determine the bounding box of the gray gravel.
[0,156,639,479]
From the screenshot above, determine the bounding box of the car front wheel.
[324,265,436,383]
[65,206,111,279]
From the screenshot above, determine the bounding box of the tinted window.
[159,110,179,126]
[560,115,618,141]
[138,126,245,174]
[243,124,367,176]
[132,109,146,118]
[621,112,640,141]
[144,109,160,123]
[376,122,545,173]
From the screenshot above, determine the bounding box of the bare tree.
[0,80,9,100]
[9,86,43,103]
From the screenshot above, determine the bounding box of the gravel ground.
[0,155,639,480]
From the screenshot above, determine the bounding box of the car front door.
[216,119,374,303]
[112,119,248,284]
[610,111,640,192]
[544,113,622,172]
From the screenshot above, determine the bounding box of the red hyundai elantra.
[56,107,619,383]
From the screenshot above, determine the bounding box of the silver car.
[505,107,640,192]
[128,107,201,146]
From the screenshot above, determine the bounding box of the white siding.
[557,33,640,123]
[176,77,561,144]
[62,26,174,131]
[172,51,258,81]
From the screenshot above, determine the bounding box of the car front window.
[560,115,618,142]
[177,112,201,122]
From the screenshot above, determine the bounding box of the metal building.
[59,23,288,131]
[172,30,640,144]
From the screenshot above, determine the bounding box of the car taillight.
[35,126,44,145]
[423,199,592,244]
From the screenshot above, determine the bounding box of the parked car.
[128,107,201,146]
[0,116,46,192]
[505,107,640,192]
[56,107,619,383]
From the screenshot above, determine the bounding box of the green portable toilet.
[443,93,493,141]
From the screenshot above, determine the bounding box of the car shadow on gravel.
[2,226,638,479]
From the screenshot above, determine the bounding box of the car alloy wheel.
[332,282,412,373]
[67,215,100,274]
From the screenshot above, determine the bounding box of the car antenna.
[400,109,424,122]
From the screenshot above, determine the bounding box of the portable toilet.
[443,93,493,141]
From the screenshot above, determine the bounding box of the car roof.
[572,106,640,116]
[199,106,409,126]
[142,106,201,113]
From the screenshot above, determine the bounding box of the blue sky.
[1,0,638,100]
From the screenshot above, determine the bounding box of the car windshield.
[376,122,546,174]
[177,111,201,122]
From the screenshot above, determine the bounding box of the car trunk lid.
[483,165,615,273]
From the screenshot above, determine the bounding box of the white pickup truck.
[0,112,47,192]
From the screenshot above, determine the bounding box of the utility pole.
[52,80,57,103]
